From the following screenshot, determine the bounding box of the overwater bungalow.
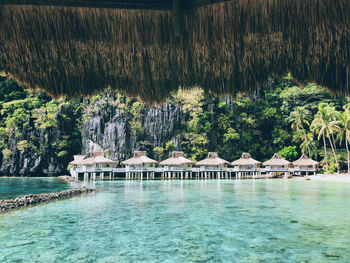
[121,151,158,180]
[159,151,194,179]
[69,155,85,166]
[231,153,261,178]
[69,152,117,180]
[196,152,229,179]
[69,155,85,180]
[263,153,291,178]
[292,154,319,176]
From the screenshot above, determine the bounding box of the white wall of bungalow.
[69,150,321,180]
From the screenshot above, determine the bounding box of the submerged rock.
[58,175,80,184]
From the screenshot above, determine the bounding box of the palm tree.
[337,104,350,174]
[310,103,340,172]
[300,132,318,157]
[290,106,311,156]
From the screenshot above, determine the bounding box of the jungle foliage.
[0,73,349,175]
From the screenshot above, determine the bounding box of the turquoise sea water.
[1,179,350,262]
[0,177,71,200]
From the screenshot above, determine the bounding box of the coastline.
[0,187,94,213]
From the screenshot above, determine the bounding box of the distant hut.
[121,151,158,180]
[69,155,85,179]
[79,152,117,166]
[231,153,261,178]
[159,151,194,179]
[69,155,85,166]
[72,152,117,180]
[263,153,291,177]
[292,154,319,176]
[196,152,229,179]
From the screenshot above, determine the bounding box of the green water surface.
[0,179,350,262]
[0,177,71,200]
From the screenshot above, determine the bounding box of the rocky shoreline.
[0,187,94,213]
[58,175,80,184]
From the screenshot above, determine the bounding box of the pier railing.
[230,167,260,172]
[262,167,291,172]
[71,165,316,180]
[125,167,159,172]
[293,167,316,171]
[72,167,311,173]
[162,167,193,172]
[72,167,265,174]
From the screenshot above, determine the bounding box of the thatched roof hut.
[263,153,290,166]
[196,152,229,166]
[69,155,85,165]
[78,152,117,165]
[121,151,158,166]
[0,0,348,103]
[292,154,319,166]
[159,151,194,166]
[231,153,261,166]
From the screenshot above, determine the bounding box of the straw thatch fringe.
[0,0,349,102]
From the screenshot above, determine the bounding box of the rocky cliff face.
[0,92,184,175]
[0,103,80,176]
[1,76,328,176]
[82,99,182,164]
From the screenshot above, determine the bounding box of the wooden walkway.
[70,167,315,181]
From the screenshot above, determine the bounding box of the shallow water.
[1,179,350,262]
[0,177,71,200]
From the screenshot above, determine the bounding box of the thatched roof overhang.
[159,151,194,166]
[263,153,290,166]
[196,152,229,166]
[69,155,85,165]
[0,0,348,103]
[78,151,117,165]
[231,153,261,166]
[0,0,229,9]
[79,156,117,165]
[121,151,158,165]
[292,154,319,166]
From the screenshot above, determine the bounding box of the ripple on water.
[0,180,350,262]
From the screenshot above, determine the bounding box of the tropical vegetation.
[0,73,350,175]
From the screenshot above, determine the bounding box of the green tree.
[311,103,341,172]
[153,146,164,161]
[289,106,311,156]
[337,104,350,174]
[223,127,240,143]
[278,146,298,161]
[16,140,28,154]
[300,133,318,158]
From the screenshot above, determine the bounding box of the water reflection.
[1,179,350,262]
[0,177,70,199]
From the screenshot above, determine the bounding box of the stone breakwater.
[0,187,94,213]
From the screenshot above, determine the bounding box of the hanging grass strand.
[0,0,348,103]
